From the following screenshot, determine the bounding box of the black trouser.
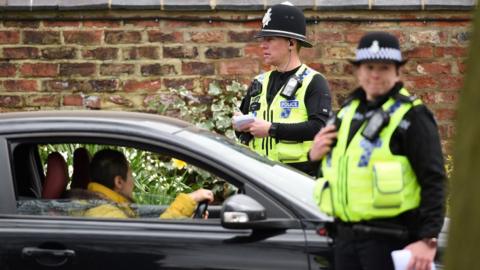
[333,223,410,270]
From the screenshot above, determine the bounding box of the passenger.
[83,149,213,219]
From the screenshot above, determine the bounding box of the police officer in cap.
[310,31,445,270]
[233,1,331,177]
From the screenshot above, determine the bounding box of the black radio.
[280,76,301,99]
[361,109,390,141]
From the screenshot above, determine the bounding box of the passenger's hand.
[308,125,338,161]
[247,119,271,138]
[404,240,437,270]
[188,189,214,203]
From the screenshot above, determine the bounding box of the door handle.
[22,247,75,257]
[22,247,75,267]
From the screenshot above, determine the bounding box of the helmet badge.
[262,8,272,28]
[368,40,380,54]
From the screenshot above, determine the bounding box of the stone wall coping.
[0,0,477,12]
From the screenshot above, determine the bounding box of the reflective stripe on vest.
[248,64,323,163]
[315,88,422,222]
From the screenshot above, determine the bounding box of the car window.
[15,143,238,220]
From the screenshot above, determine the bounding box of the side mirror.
[221,194,297,230]
[221,194,266,229]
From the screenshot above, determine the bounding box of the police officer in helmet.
[233,1,331,177]
[310,31,445,270]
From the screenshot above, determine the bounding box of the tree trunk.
[444,6,480,270]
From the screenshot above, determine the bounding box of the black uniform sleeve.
[275,74,331,141]
[396,105,446,239]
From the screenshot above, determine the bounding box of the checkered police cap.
[350,32,407,65]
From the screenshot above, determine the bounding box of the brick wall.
[0,10,473,152]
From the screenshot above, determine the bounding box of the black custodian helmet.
[255,1,312,48]
[350,31,407,65]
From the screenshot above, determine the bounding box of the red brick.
[404,47,434,58]
[416,62,452,75]
[3,21,39,28]
[219,59,259,75]
[63,95,84,106]
[27,95,60,107]
[83,21,121,28]
[4,80,38,92]
[109,95,133,107]
[228,31,257,42]
[44,80,91,92]
[182,62,215,76]
[20,63,58,77]
[100,64,135,76]
[345,31,366,44]
[23,31,61,44]
[3,47,39,59]
[244,44,263,59]
[148,31,183,43]
[404,76,438,89]
[85,96,101,110]
[60,63,96,77]
[457,60,467,74]
[90,80,119,92]
[105,31,142,44]
[435,47,468,57]
[0,63,17,77]
[308,62,344,75]
[205,47,240,59]
[123,80,162,92]
[141,64,177,76]
[299,47,322,62]
[324,47,355,59]
[41,47,77,59]
[190,31,224,43]
[124,47,159,60]
[439,76,463,91]
[438,123,456,140]
[164,78,195,90]
[420,92,459,105]
[82,48,118,60]
[64,31,102,45]
[313,32,344,43]
[409,31,446,44]
[0,95,23,107]
[163,21,201,28]
[242,20,261,29]
[0,31,20,44]
[124,19,159,27]
[434,108,456,121]
[43,21,80,27]
[163,46,198,59]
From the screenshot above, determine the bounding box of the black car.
[0,110,335,270]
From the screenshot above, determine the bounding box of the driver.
[81,149,213,219]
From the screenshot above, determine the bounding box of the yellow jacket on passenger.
[83,182,197,219]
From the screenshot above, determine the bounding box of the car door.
[0,135,322,270]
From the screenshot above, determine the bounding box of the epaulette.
[394,92,417,103]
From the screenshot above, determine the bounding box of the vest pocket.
[314,177,333,215]
[372,162,404,208]
[277,140,303,162]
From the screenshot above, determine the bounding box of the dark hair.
[89,149,128,189]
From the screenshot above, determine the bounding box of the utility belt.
[333,220,409,241]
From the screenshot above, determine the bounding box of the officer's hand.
[232,112,249,132]
[248,119,271,138]
[404,240,437,270]
[309,125,338,161]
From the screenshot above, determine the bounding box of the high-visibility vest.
[248,64,324,163]
[314,88,422,222]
